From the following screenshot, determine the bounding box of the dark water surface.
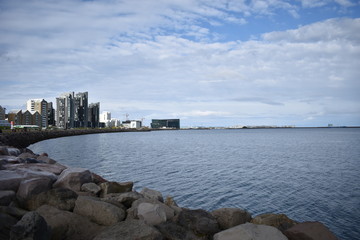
[29,128,360,239]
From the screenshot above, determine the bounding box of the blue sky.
[1,0,360,127]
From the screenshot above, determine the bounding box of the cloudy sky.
[1,0,359,127]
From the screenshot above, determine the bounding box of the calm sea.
[29,128,360,240]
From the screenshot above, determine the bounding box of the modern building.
[7,110,42,127]
[88,102,100,128]
[26,99,48,128]
[122,120,142,129]
[151,119,180,129]
[74,92,88,128]
[47,102,55,126]
[100,111,111,127]
[56,92,75,129]
[0,105,5,120]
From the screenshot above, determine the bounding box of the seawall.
[0,128,150,148]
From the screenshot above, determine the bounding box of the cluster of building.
[0,91,180,130]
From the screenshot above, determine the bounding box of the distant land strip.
[0,128,150,148]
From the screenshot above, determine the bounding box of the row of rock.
[0,145,339,240]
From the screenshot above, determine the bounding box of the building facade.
[26,99,48,128]
[0,105,5,120]
[74,92,88,128]
[47,102,55,126]
[151,119,180,129]
[88,102,100,128]
[56,92,75,129]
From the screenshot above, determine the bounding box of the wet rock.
[10,211,50,240]
[212,208,252,230]
[91,172,108,184]
[93,219,163,240]
[37,204,103,240]
[18,152,38,161]
[251,213,297,232]
[102,191,143,208]
[74,196,126,226]
[214,222,288,240]
[99,181,133,196]
[81,182,101,195]
[141,187,164,202]
[174,209,220,236]
[53,167,92,191]
[0,170,24,191]
[0,190,16,206]
[137,202,167,226]
[25,188,78,211]
[284,221,339,240]
[0,146,9,155]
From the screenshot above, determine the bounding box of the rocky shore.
[0,142,339,239]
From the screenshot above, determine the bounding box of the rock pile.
[0,145,339,240]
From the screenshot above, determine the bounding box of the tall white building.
[26,99,48,128]
[100,111,111,123]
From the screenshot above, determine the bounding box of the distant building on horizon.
[151,119,180,129]
[26,99,48,128]
[7,109,42,127]
[0,105,5,120]
[88,102,100,128]
[56,92,75,129]
[122,120,142,129]
[74,92,88,128]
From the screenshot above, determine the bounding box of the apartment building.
[26,99,48,128]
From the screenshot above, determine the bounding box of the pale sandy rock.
[102,191,143,208]
[37,204,103,240]
[214,222,288,240]
[284,221,338,240]
[251,213,297,232]
[74,196,126,226]
[81,182,101,195]
[53,167,92,191]
[138,202,167,226]
[127,198,175,221]
[99,181,133,196]
[141,187,164,202]
[93,219,163,240]
[212,208,252,230]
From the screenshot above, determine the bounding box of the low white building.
[122,120,142,129]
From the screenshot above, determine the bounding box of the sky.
[1,0,360,127]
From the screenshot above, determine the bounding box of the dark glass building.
[151,119,180,129]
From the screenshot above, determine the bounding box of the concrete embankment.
[0,136,339,239]
[0,128,149,148]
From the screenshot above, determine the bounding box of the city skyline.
[1,0,360,127]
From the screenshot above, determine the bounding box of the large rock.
[284,221,338,240]
[53,167,92,191]
[7,148,21,157]
[0,212,19,240]
[251,213,297,232]
[17,177,53,203]
[18,152,38,160]
[74,196,126,226]
[141,187,164,202]
[155,221,204,240]
[127,198,175,221]
[81,182,101,195]
[0,206,28,219]
[5,163,66,175]
[99,181,133,196]
[0,146,9,155]
[214,222,288,240]
[0,190,16,206]
[102,191,143,208]
[36,204,103,240]
[93,219,163,240]
[174,209,220,236]
[25,188,78,211]
[212,208,252,230]
[10,211,50,240]
[137,202,167,226]
[0,170,24,191]
[36,155,56,164]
